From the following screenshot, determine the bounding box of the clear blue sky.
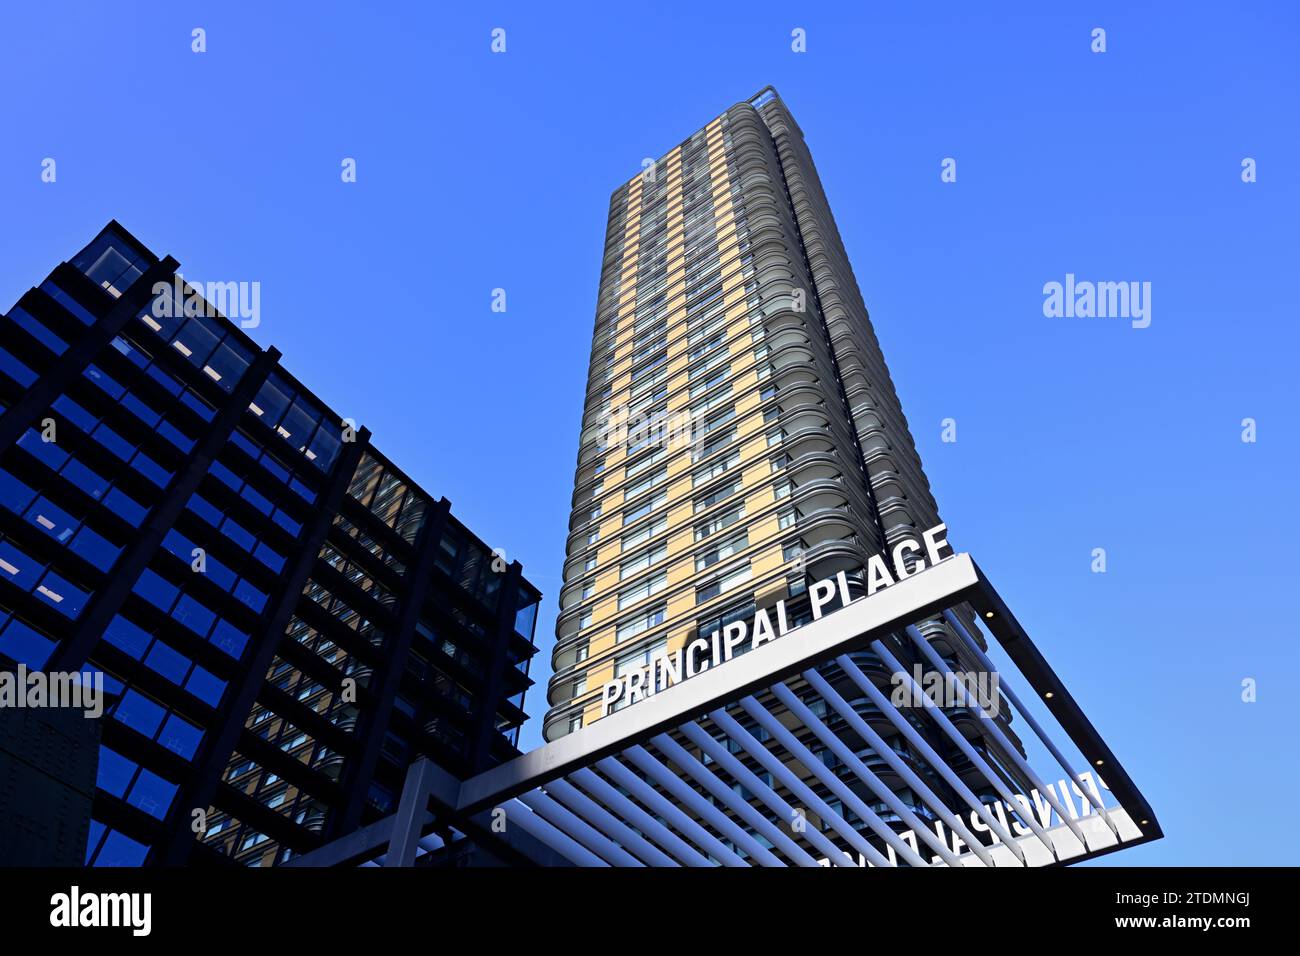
[2,2,1296,865]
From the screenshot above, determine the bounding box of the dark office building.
[0,705,100,866]
[0,222,541,866]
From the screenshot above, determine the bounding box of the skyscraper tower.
[545,88,966,742]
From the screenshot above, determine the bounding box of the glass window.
[234,579,267,614]
[697,531,748,572]
[211,620,249,660]
[158,714,202,760]
[0,468,38,514]
[205,340,251,391]
[144,640,191,685]
[0,618,56,668]
[253,542,285,573]
[36,569,89,618]
[251,375,292,428]
[52,394,98,432]
[185,666,226,707]
[84,820,106,864]
[622,490,665,526]
[188,493,223,527]
[0,347,37,386]
[209,460,242,492]
[0,538,42,590]
[172,315,221,366]
[133,568,179,613]
[40,282,98,326]
[113,689,166,738]
[280,397,321,450]
[17,429,68,470]
[92,422,135,461]
[73,233,147,297]
[616,603,666,642]
[8,306,68,355]
[239,483,272,515]
[157,420,195,453]
[220,517,256,551]
[126,768,177,819]
[180,389,214,422]
[205,556,237,591]
[618,570,667,610]
[104,615,152,659]
[697,561,752,603]
[104,488,147,527]
[172,594,216,638]
[129,451,172,488]
[145,362,183,396]
[70,525,122,572]
[271,509,301,537]
[307,423,341,470]
[121,393,162,428]
[92,829,149,867]
[110,335,150,369]
[258,452,290,484]
[96,747,137,798]
[83,364,125,400]
[60,458,109,500]
[289,477,315,503]
[515,596,539,640]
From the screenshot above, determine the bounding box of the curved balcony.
[561,545,597,585]
[794,503,857,549]
[331,715,358,734]
[760,305,809,336]
[804,537,865,578]
[546,672,588,708]
[783,429,836,462]
[768,341,813,373]
[555,609,583,644]
[780,403,832,437]
[786,454,840,486]
[315,752,346,779]
[558,584,586,613]
[562,519,601,557]
[772,362,818,393]
[791,479,849,517]
[765,325,810,355]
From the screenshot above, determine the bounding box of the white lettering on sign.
[599,523,952,717]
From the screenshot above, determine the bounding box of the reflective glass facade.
[0,222,541,866]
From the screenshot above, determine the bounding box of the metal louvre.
[290,554,1158,868]
[477,662,1130,868]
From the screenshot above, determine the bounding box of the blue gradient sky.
[2,2,1296,865]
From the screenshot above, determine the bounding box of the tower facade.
[546,88,953,741]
